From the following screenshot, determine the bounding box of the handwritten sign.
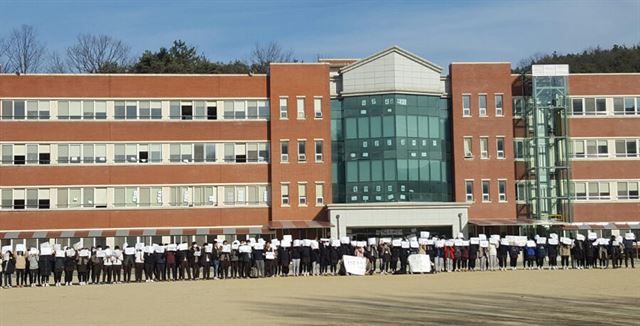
[342,255,367,276]
[408,254,431,273]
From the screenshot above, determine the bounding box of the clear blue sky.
[1,0,638,69]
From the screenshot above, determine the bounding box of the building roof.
[340,46,443,74]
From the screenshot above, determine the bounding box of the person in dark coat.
[278,245,290,276]
[320,241,329,275]
[301,243,311,276]
[2,251,16,288]
[177,246,190,280]
[584,239,595,268]
[155,247,166,281]
[188,242,199,280]
[468,243,478,271]
[252,244,265,278]
[608,236,620,269]
[54,249,65,287]
[122,248,134,283]
[90,247,103,284]
[329,244,339,275]
[200,245,212,279]
[536,242,546,270]
[390,244,400,273]
[76,252,89,285]
[63,249,76,286]
[573,239,585,269]
[623,236,636,268]
[39,251,53,287]
[399,245,409,274]
[144,248,156,282]
[311,244,321,276]
[508,243,519,270]
[547,241,558,270]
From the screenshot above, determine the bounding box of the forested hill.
[514,44,640,73]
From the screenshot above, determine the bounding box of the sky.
[1,0,639,70]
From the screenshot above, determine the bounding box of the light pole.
[457,213,463,237]
[336,214,341,239]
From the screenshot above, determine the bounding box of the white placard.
[258,238,266,245]
[342,255,367,276]
[239,245,251,253]
[576,234,585,241]
[470,238,480,245]
[281,241,291,248]
[410,240,419,248]
[401,241,410,249]
[357,241,366,248]
[1,245,11,254]
[526,240,536,247]
[426,240,435,245]
[340,236,350,244]
[420,232,430,239]
[124,247,135,255]
[303,239,311,246]
[454,239,463,246]
[15,244,25,252]
[79,249,90,257]
[194,250,201,257]
[41,247,52,255]
[231,243,239,250]
[311,241,319,250]
[490,234,500,240]
[249,238,256,244]
[368,238,377,246]
[96,250,105,258]
[293,239,301,247]
[548,238,559,245]
[55,249,65,258]
[254,243,264,250]
[537,237,547,244]
[222,244,231,253]
[501,239,509,246]
[331,240,340,247]
[283,235,293,242]
[29,248,38,255]
[271,239,280,247]
[265,252,275,260]
[436,240,445,248]
[599,239,610,246]
[480,240,489,248]
[462,240,470,246]
[408,254,431,273]
[625,233,636,240]
[392,239,402,247]
[205,244,213,253]
[135,243,145,250]
[419,238,429,245]
[479,234,487,241]
[156,246,166,254]
[550,233,558,239]
[561,237,572,245]
[489,238,499,245]
[167,244,177,251]
[350,241,358,247]
[178,243,188,251]
[588,232,597,240]
[73,241,82,250]
[616,236,623,244]
[54,244,62,251]
[382,238,392,244]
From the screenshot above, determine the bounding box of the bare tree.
[250,41,294,73]
[47,51,67,73]
[4,25,46,73]
[66,34,131,73]
[0,37,7,73]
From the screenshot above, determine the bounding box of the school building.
[1,46,639,248]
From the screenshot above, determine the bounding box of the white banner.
[342,255,367,276]
[408,254,431,273]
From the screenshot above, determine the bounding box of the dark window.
[14,199,25,209]
[39,153,50,165]
[14,155,25,165]
[139,151,149,163]
[207,106,217,120]
[181,105,193,120]
[38,199,50,209]
[236,154,246,163]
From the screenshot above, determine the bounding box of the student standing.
[380,243,391,274]
[560,243,571,270]
[488,241,498,271]
[584,239,595,269]
[525,244,536,270]
[329,243,339,275]
[15,250,26,287]
[39,251,52,287]
[77,253,89,285]
[90,248,103,284]
[63,249,76,286]
[301,242,311,276]
[548,242,559,270]
[28,250,39,287]
[134,248,144,282]
[253,244,265,278]
[598,241,609,269]
[166,248,177,281]
[278,245,290,276]
[112,246,123,283]
[444,242,454,273]
[535,242,546,270]
[623,236,636,268]
[467,243,478,271]
[291,242,301,277]
[508,243,519,270]
[54,249,65,287]
[230,246,239,278]
[189,243,200,280]
[200,245,211,280]
[123,247,134,283]
[155,248,166,281]
[2,251,16,288]
[219,242,230,279]
[103,249,113,284]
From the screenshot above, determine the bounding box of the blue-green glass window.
[408,160,419,181]
[418,116,429,138]
[384,160,396,181]
[430,160,441,181]
[382,116,395,137]
[397,159,408,181]
[346,161,358,182]
[428,117,439,138]
[419,160,429,181]
[358,161,370,182]
[331,119,342,140]
[371,160,383,181]
[407,115,418,137]
[357,117,369,138]
[370,116,381,138]
[345,118,357,139]
[396,115,407,137]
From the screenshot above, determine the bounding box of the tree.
[515,44,640,73]
[0,37,7,73]
[250,41,295,73]
[47,51,67,73]
[66,34,131,73]
[131,40,249,74]
[4,25,46,73]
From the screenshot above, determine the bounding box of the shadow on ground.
[246,292,639,325]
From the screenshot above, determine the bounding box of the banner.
[408,254,431,273]
[342,255,367,276]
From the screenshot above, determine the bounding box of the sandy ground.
[1,269,639,326]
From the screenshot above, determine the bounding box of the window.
[573,181,611,200]
[315,183,324,206]
[572,98,584,115]
[465,181,473,202]
[573,140,586,158]
[614,139,638,158]
[462,95,470,117]
[25,100,51,120]
[498,180,507,202]
[247,101,258,119]
[1,189,12,209]
[315,140,323,162]
[233,101,245,119]
[573,182,587,200]
[617,181,639,200]
[495,95,503,116]
[258,101,269,119]
[513,97,524,117]
[516,182,527,202]
[314,97,322,118]
[625,97,637,115]
[181,103,193,120]
[281,184,289,206]
[613,97,624,115]
[463,137,473,158]
[479,95,487,116]
[581,139,608,158]
[280,141,289,162]
[4,188,50,210]
[496,137,505,159]
[298,183,307,206]
[482,180,490,202]
[514,139,524,160]
[279,97,288,119]
[137,101,162,120]
[207,102,218,120]
[296,97,305,119]
[480,137,488,159]
[298,140,306,162]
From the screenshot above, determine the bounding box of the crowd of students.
[0,232,637,289]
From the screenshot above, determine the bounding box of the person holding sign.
[53,247,65,287]
[219,241,231,279]
[90,247,103,285]
[2,250,16,288]
[112,246,123,283]
[14,249,26,287]
[103,247,113,284]
[598,240,609,269]
[277,242,290,277]
[444,242,455,273]
[623,233,636,268]
[264,242,276,277]
[379,242,391,275]
[28,249,39,287]
[123,246,134,283]
[548,240,559,270]
[584,238,595,269]
[508,242,520,271]
[536,241,546,270]
[64,249,77,286]
[573,237,585,269]
[134,247,145,282]
[77,249,90,285]
[252,243,265,278]
[189,242,200,280]
[560,242,571,270]
[608,236,620,269]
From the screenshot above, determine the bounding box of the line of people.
[0,233,637,289]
